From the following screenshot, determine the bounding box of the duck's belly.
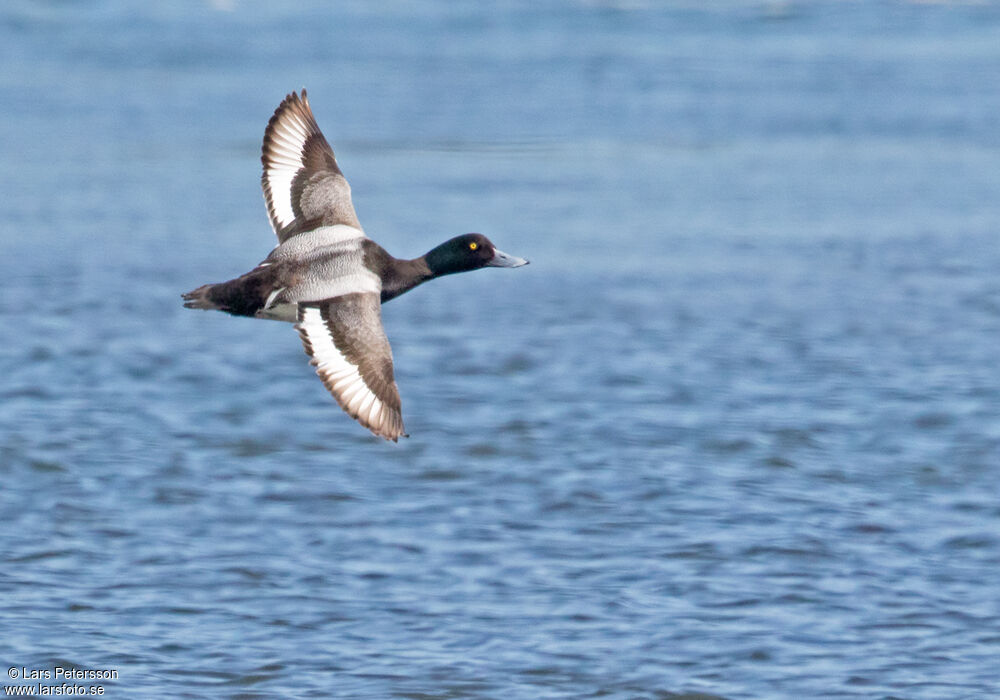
[255,302,298,323]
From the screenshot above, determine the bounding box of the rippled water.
[3,2,1000,698]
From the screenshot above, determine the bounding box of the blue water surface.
[2,1,1000,698]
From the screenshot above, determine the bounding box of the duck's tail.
[182,284,219,311]
[182,266,282,318]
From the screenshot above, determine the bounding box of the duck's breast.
[269,225,380,303]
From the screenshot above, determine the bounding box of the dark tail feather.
[183,267,281,317]
[182,284,220,310]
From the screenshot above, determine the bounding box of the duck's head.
[425,233,529,277]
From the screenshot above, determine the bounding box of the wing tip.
[261,89,311,164]
[362,403,407,442]
[376,425,409,443]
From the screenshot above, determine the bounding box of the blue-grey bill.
[488,248,529,268]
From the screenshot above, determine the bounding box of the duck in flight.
[183,90,528,441]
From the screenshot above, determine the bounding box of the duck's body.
[183,90,527,441]
[185,224,425,322]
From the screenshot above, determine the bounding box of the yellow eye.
[469,242,478,251]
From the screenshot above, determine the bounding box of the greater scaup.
[183,90,528,441]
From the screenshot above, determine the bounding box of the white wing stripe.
[357,392,377,420]
[369,401,384,428]
[267,179,297,230]
[338,384,363,406]
[264,121,310,231]
[267,151,297,162]
[270,136,304,152]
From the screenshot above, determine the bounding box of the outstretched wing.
[261,90,361,242]
[295,293,406,441]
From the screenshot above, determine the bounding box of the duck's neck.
[367,240,463,303]
[380,256,434,303]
